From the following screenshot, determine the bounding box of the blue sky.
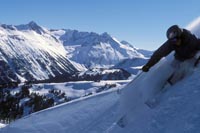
[0,0,200,50]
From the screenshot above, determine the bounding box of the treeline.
[0,82,19,89]
[28,68,131,84]
[0,84,70,124]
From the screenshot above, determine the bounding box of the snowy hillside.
[51,29,145,68]
[0,21,78,84]
[2,62,200,133]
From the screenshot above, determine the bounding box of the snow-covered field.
[0,123,6,129]
[30,80,129,99]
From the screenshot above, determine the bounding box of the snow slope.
[111,64,200,133]
[1,88,121,133]
[2,54,200,133]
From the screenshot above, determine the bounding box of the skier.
[142,25,200,84]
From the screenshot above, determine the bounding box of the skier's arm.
[143,40,173,71]
[196,39,200,50]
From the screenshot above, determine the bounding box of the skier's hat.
[166,25,183,40]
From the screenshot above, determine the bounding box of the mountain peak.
[28,21,38,27]
[15,21,45,34]
[27,21,45,34]
[101,32,110,36]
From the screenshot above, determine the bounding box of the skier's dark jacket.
[145,29,200,68]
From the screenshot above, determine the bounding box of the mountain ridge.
[0,21,150,84]
[0,22,78,84]
[50,29,148,68]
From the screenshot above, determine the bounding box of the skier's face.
[175,38,181,46]
[171,38,181,46]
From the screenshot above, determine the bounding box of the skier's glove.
[142,65,150,72]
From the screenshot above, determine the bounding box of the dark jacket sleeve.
[197,39,200,50]
[145,40,174,68]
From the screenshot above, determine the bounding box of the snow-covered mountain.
[120,40,153,57]
[136,48,153,58]
[0,21,78,84]
[51,29,145,68]
[113,57,149,74]
[0,21,150,85]
[112,41,152,74]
